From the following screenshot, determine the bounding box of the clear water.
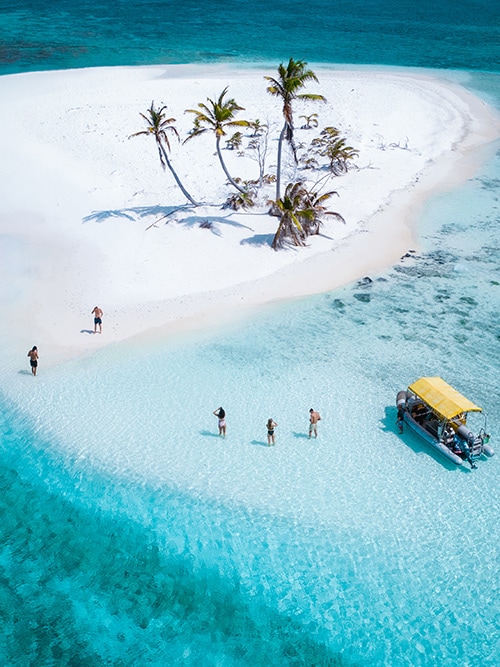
[2,136,499,664]
[0,0,500,75]
[1,3,500,666]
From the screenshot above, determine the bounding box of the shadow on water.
[380,407,464,472]
[199,429,221,439]
[17,370,32,376]
[250,439,269,447]
[80,329,94,335]
[292,431,309,440]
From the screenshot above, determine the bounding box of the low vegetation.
[131,59,358,250]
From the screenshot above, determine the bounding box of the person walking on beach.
[27,346,39,376]
[92,306,103,334]
[308,408,321,439]
[267,418,278,446]
[213,407,226,438]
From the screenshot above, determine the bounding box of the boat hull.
[403,412,464,466]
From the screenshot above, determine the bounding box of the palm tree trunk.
[275,122,287,201]
[215,135,246,194]
[159,144,199,206]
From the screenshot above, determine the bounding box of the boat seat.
[426,420,439,436]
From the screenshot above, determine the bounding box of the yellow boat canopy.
[408,377,482,421]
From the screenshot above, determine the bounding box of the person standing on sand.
[92,306,103,334]
[308,408,321,439]
[27,346,39,376]
[213,407,226,437]
[267,418,278,446]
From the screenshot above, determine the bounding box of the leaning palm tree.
[265,58,326,200]
[185,87,250,194]
[300,186,345,235]
[271,181,345,249]
[271,181,314,250]
[129,101,198,206]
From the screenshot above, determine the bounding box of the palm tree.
[271,182,314,250]
[225,131,243,151]
[312,127,359,175]
[248,118,268,137]
[129,101,198,206]
[265,58,326,200]
[271,181,344,249]
[300,187,345,235]
[300,113,319,129]
[185,87,250,194]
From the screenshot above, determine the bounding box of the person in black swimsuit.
[267,418,278,446]
[27,346,39,376]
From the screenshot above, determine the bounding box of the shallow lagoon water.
[2,114,499,664]
[1,1,500,661]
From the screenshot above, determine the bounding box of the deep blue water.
[1,2,500,665]
[1,0,500,74]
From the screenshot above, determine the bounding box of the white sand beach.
[0,64,499,372]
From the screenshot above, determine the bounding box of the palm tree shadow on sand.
[240,233,275,246]
[82,207,254,235]
[82,205,189,225]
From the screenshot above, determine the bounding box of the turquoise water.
[1,136,499,664]
[1,3,500,666]
[1,0,500,74]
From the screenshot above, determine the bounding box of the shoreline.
[0,64,499,370]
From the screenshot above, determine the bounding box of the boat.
[396,377,494,469]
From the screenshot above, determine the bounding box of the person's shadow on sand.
[80,329,94,334]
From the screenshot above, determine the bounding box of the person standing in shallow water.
[308,408,321,438]
[213,407,226,437]
[27,346,39,376]
[92,306,103,334]
[267,418,278,446]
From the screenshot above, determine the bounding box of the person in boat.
[396,407,404,433]
[412,403,427,423]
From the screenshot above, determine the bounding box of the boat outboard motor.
[396,391,407,409]
[455,425,478,469]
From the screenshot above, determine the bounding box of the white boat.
[396,377,494,469]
